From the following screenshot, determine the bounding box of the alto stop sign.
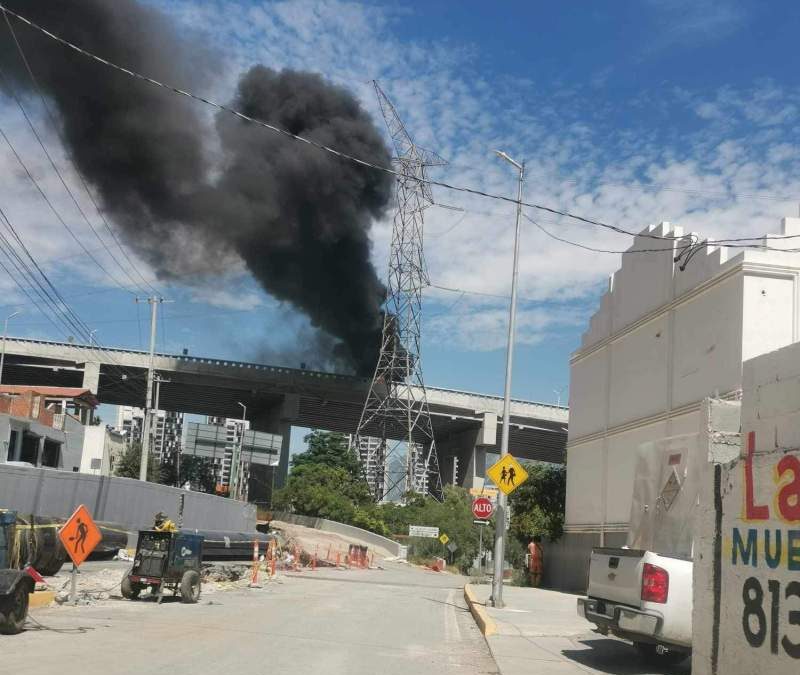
[472,497,494,520]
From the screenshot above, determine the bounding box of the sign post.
[58,505,103,605]
[408,525,439,539]
[472,496,495,520]
[486,453,529,607]
[472,497,494,574]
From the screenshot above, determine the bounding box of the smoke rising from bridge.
[0,0,392,375]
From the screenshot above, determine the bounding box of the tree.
[114,442,163,483]
[378,486,482,573]
[158,455,216,493]
[275,430,388,535]
[274,462,388,535]
[508,463,566,543]
[179,456,216,493]
[291,430,361,478]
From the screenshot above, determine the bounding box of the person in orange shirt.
[527,536,543,587]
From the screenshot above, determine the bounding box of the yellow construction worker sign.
[439,533,449,545]
[487,454,529,495]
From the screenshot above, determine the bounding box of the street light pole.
[231,401,247,500]
[0,311,21,386]
[489,150,525,609]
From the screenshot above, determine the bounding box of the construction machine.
[0,510,35,634]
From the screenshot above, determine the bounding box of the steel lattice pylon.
[353,81,445,502]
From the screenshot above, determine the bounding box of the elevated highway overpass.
[1,337,568,487]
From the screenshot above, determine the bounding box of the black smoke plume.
[0,0,392,374]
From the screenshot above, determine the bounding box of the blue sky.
[2,0,800,418]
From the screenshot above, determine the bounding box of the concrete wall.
[0,463,256,531]
[544,531,626,592]
[694,341,800,674]
[271,511,403,557]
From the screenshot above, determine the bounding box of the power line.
[0,204,151,402]
[0,4,752,251]
[0,115,136,294]
[2,3,798,261]
[437,200,800,256]
[0,62,140,295]
[0,285,143,312]
[521,213,693,254]
[426,282,564,305]
[2,10,161,297]
[10,306,259,327]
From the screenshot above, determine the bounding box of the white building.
[80,425,126,476]
[116,406,184,462]
[557,210,800,590]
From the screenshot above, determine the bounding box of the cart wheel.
[121,570,142,600]
[0,583,30,635]
[180,570,201,604]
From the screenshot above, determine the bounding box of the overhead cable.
[0,115,135,295]
[7,4,799,252]
[2,10,160,297]
[0,205,150,400]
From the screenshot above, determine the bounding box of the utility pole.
[138,296,161,482]
[231,401,247,500]
[0,311,21,385]
[489,150,525,609]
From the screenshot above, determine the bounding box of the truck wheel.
[121,573,142,600]
[180,570,201,604]
[634,642,689,666]
[0,584,30,635]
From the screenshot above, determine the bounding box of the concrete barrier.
[271,511,403,557]
[0,464,255,532]
[694,342,800,675]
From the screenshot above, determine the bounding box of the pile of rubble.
[52,566,127,605]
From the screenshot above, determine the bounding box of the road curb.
[463,583,497,637]
[29,590,56,609]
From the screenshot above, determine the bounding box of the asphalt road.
[2,562,498,675]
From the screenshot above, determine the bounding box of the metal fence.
[0,464,256,531]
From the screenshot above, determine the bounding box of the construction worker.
[153,511,177,532]
[528,536,543,587]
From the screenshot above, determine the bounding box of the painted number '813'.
[742,577,800,658]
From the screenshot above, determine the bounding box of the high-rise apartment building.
[116,406,184,462]
[206,415,249,486]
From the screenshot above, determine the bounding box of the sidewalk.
[464,583,690,675]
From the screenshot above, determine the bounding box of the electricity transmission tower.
[353,81,444,502]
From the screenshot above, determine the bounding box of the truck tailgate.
[587,547,644,607]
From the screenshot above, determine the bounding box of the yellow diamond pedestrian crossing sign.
[486,454,528,495]
[439,533,449,545]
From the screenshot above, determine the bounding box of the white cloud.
[188,286,265,311]
[644,0,747,50]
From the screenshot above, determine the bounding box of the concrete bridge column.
[252,394,299,490]
[437,425,482,489]
[82,361,101,394]
[435,412,496,489]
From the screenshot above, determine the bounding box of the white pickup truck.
[578,547,692,666]
[575,431,726,668]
